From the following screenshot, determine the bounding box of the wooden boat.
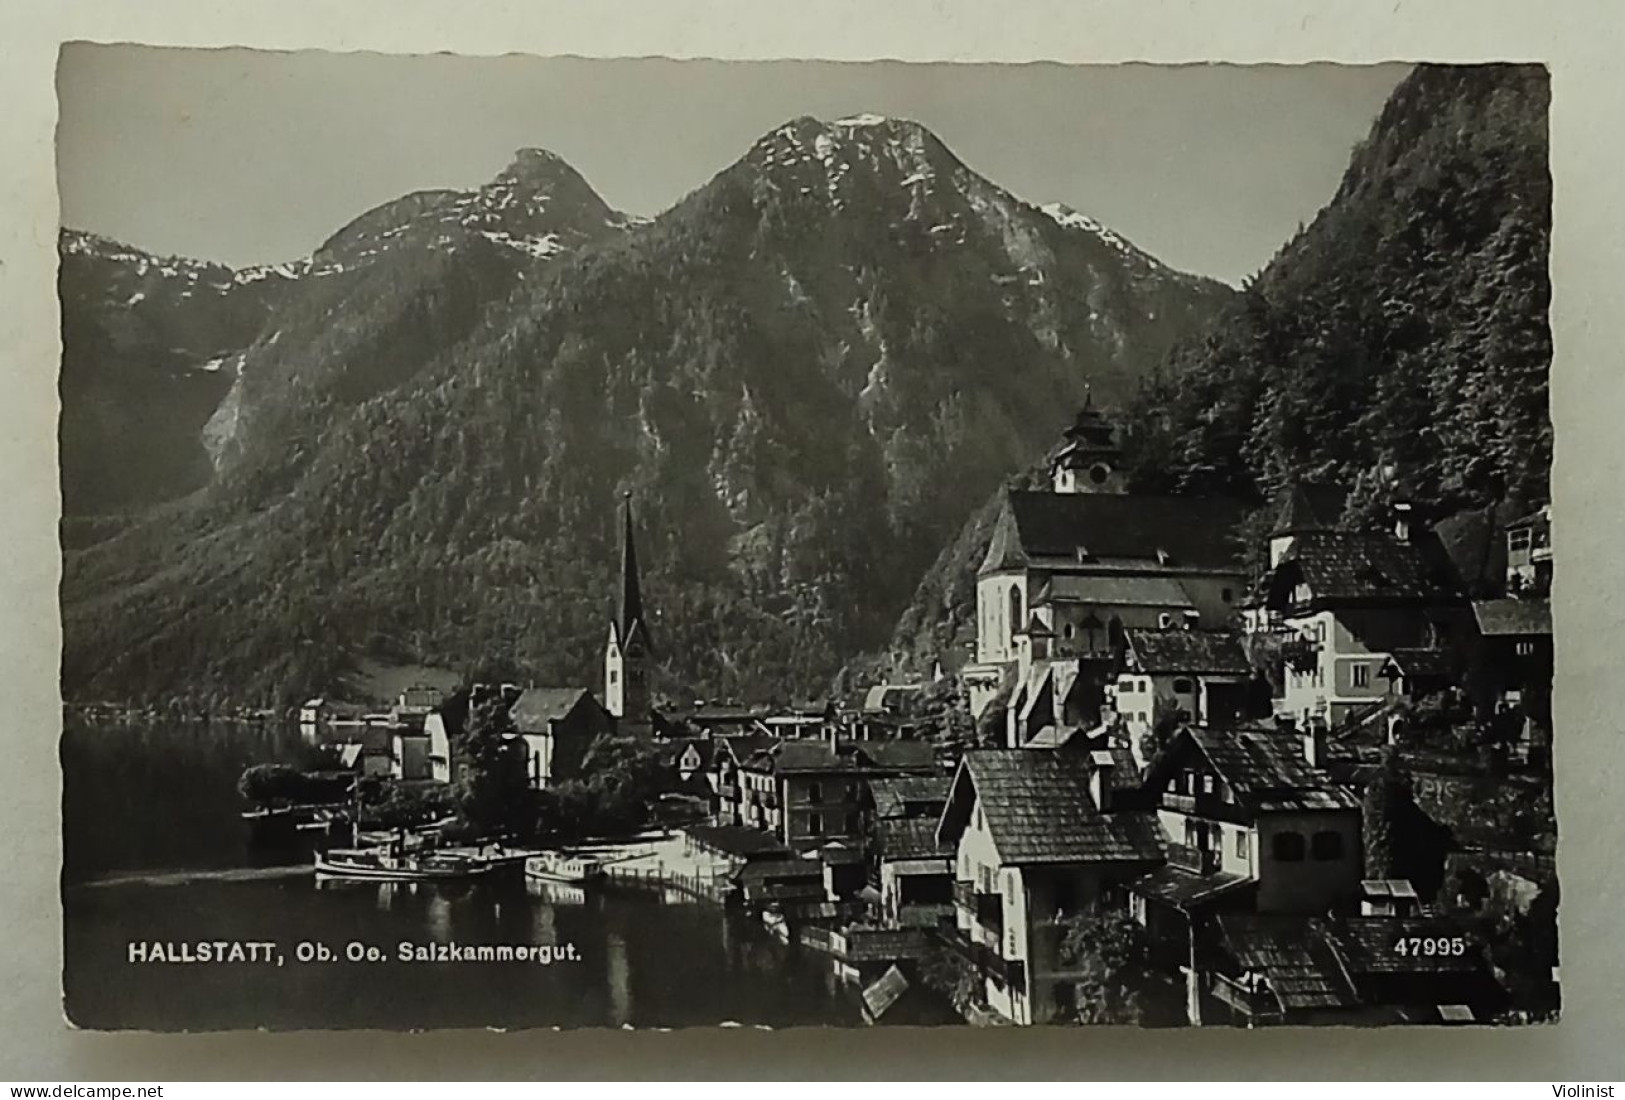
[523,850,606,884]
[314,846,495,882]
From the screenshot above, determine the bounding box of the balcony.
[943,928,1026,991]
[1167,842,1221,876]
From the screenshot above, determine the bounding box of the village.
[270,397,1557,1028]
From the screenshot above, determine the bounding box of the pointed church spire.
[616,491,650,652]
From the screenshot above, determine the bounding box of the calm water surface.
[62,720,861,1030]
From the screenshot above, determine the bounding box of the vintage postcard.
[57,46,1556,1030]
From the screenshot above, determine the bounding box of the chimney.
[1302,723,1328,769]
[1089,749,1116,812]
[1392,500,1414,543]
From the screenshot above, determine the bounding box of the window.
[1089,464,1110,485]
[1008,585,1024,646]
[1064,623,1076,640]
[1202,774,1216,795]
[808,812,824,835]
[807,782,823,803]
[1516,641,1536,657]
[1509,528,1532,552]
[1352,664,1371,688]
[1235,830,1248,859]
[1172,678,1193,694]
[1272,831,1306,862]
[1311,830,1345,861]
[1221,587,1234,603]
[608,669,619,685]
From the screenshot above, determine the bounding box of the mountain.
[60,115,1230,709]
[59,148,633,526]
[880,64,1552,678]
[57,230,290,520]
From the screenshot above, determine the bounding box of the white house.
[936,749,1165,1025]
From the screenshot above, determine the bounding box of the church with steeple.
[959,393,1251,744]
[605,492,654,733]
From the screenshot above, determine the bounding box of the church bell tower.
[1048,388,1126,495]
[605,492,653,732]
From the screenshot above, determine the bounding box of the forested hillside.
[881,64,1551,678]
[60,116,1229,709]
[1120,64,1550,514]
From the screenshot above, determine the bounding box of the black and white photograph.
[56,46,1556,1032]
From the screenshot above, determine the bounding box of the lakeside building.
[715,736,938,855]
[935,749,1165,1025]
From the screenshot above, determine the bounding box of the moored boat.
[523,850,606,884]
[314,846,495,881]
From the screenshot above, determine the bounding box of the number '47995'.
[1393,935,1469,957]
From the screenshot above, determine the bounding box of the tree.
[237,763,349,808]
[1362,746,1453,897]
[1056,907,1184,1026]
[453,692,529,835]
[1362,747,1412,879]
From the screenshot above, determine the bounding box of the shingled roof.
[1149,726,1359,813]
[1327,918,1486,977]
[509,687,595,732]
[877,817,952,861]
[981,490,1250,576]
[1125,628,1252,675]
[1217,915,1359,1012]
[1472,597,1553,637]
[1267,530,1456,607]
[1032,574,1197,609]
[870,776,952,819]
[940,750,1167,866]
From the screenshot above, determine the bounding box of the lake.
[61,719,863,1030]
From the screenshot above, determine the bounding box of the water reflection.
[62,718,865,1030]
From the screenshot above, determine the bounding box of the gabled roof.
[870,775,952,819]
[1217,915,1358,1012]
[1125,628,1252,675]
[939,750,1166,866]
[858,741,938,773]
[509,687,595,732]
[772,740,867,775]
[1379,648,1453,679]
[1032,574,1199,609]
[1146,726,1359,812]
[877,817,952,861]
[1472,597,1552,637]
[981,490,1251,576]
[1269,482,1348,536]
[1267,530,1456,606]
[713,733,783,767]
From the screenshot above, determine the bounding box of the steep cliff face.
[60,116,1229,708]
